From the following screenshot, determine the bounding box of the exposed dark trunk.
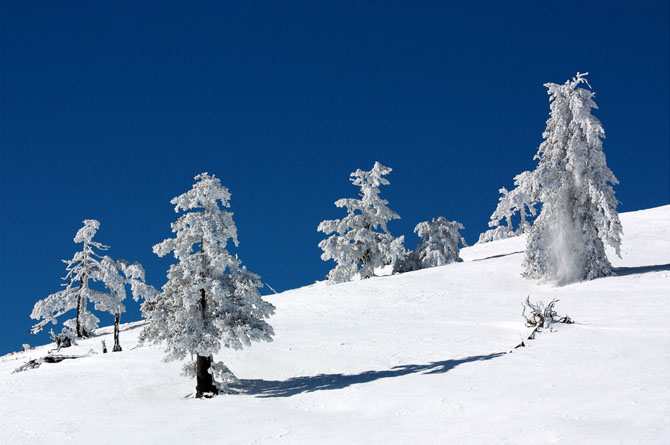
[194,238,218,398]
[75,293,82,338]
[195,354,217,398]
[113,312,122,352]
[360,249,374,278]
[75,276,84,337]
[76,275,89,338]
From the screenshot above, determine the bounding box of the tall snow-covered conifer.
[140,173,274,397]
[318,162,405,283]
[523,73,622,283]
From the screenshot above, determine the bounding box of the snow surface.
[2,206,669,444]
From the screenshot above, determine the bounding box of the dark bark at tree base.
[195,281,218,398]
[195,354,218,398]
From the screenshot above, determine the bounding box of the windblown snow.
[2,206,669,444]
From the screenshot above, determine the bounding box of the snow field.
[1,206,669,444]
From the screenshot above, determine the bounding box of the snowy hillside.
[2,206,669,444]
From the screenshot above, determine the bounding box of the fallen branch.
[13,353,90,373]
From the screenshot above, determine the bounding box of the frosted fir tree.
[31,220,109,338]
[396,217,465,272]
[523,73,622,283]
[318,162,405,283]
[140,173,274,398]
[506,171,537,233]
[478,187,515,243]
[478,171,537,243]
[413,217,465,268]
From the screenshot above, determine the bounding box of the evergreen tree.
[413,217,465,268]
[140,173,274,397]
[523,73,622,283]
[318,162,405,283]
[478,171,537,244]
[396,217,465,272]
[99,258,157,351]
[31,220,109,337]
[31,220,154,344]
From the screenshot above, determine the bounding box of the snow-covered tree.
[478,171,537,243]
[99,258,157,351]
[523,72,622,283]
[140,173,274,397]
[318,162,405,283]
[396,217,465,272]
[506,171,537,233]
[31,220,109,338]
[413,217,465,268]
[31,220,155,345]
[477,225,513,244]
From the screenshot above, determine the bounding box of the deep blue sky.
[1,1,668,354]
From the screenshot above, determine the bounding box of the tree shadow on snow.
[235,352,505,398]
[471,251,524,262]
[612,263,670,277]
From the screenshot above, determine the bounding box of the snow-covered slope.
[2,206,669,444]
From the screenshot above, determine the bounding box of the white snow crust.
[2,206,669,444]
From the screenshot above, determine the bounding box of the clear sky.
[1,1,668,354]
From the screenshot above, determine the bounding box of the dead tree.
[522,297,573,329]
[514,296,573,349]
[49,328,75,353]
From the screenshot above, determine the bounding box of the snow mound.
[2,206,669,444]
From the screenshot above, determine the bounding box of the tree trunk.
[360,250,374,278]
[113,312,122,352]
[75,293,82,338]
[75,276,85,337]
[194,238,217,398]
[76,275,90,338]
[195,354,217,398]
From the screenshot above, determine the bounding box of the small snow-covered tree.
[413,217,465,268]
[396,217,465,272]
[478,187,515,243]
[478,171,537,243]
[98,258,157,352]
[523,73,622,283]
[31,220,109,338]
[477,225,512,244]
[31,220,155,344]
[507,171,537,233]
[140,173,274,397]
[318,162,405,283]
